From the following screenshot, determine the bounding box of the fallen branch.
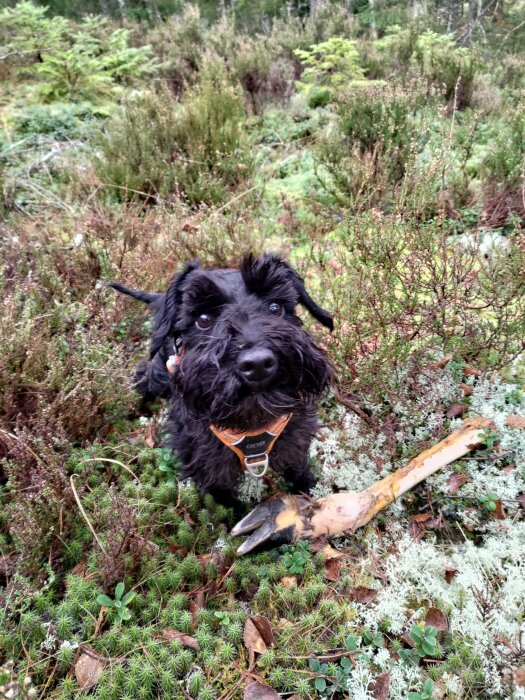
[231,417,494,555]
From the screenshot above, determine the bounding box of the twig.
[70,475,108,557]
[78,457,141,483]
[0,48,50,62]
[332,384,376,427]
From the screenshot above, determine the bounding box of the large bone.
[232,417,494,555]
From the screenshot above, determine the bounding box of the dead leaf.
[458,382,473,396]
[518,495,525,510]
[281,576,297,588]
[447,472,470,495]
[505,415,525,429]
[144,419,158,448]
[514,669,525,687]
[167,543,188,556]
[183,510,195,525]
[401,632,415,648]
[425,517,444,530]
[493,499,506,520]
[463,365,482,377]
[243,618,267,667]
[409,520,427,540]
[279,617,293,628]
[318,544,345,559]
[411,513,433,523]
[244,681,280,700]
[93,605,106,637]
[431,355,452,369]
[243,616,274,668]
[325,559,343,582]
[425,607,449,631]
[74,650,106,691]
[501,465,516,474]
[444,568,458,583]
[189,590,205,624]
[446,403,466,419]
[371,672,390,700]
[349,587,378,605]
[160,628,199,650]
[249,615,274,646]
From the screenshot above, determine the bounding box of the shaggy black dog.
[110,254,333,508]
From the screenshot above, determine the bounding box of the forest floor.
[1,3,525,698]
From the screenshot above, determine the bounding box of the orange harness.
[210,414,292,478]
[167,345,291,478]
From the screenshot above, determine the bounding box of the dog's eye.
[196,313,214,329]
[267,302,284,317]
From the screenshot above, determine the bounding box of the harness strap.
[166,337,185,374]
[210,414,292,478]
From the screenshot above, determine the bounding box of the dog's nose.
[238,348,277,383]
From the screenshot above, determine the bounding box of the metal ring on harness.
[244,454,270,478]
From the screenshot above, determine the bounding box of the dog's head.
[111,255,333,429]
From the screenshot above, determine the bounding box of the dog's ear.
[285,261,334,331]
[149,260,200,358]
[243,254,333,331]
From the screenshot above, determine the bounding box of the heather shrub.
[94,72,252,205]
[481,104,525,187]
[359,23,420,79]
[363,26,477,109]
[232,37,293,114]
[314,83,421,206]
[144,4,205,95]
[1,426,80,575]
[0,274,136,443]
[298,211,525,409]
[413,30,477,108]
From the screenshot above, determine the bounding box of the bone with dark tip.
[231,417,495,555]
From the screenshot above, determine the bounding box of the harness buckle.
[244,453,270,478]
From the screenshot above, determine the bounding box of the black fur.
[109,255,333,507]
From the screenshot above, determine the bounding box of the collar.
[210,414,292,478]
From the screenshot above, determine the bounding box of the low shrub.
[94,70,252,205]
[233,37,293,114]
[363,26,478,109]
[314,83,422,207]
[297,211,525,410]
[144,5,205,96]
[481,103,525,187]
[413,30,477,109]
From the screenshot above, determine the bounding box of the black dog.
[110,254,333,508]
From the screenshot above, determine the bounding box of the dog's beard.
[176,337,331,430]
